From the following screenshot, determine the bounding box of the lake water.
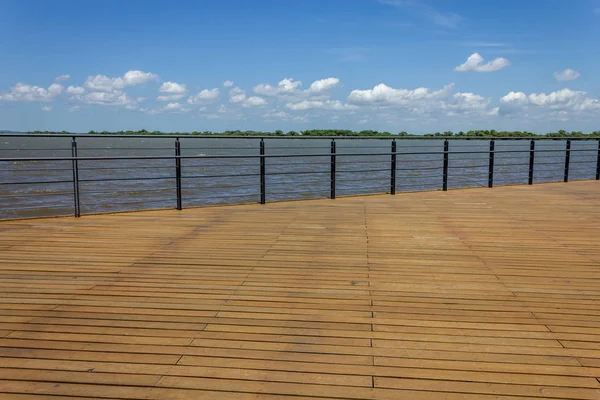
[1,136,598,219]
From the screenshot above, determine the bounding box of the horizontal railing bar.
[337,188,388,193]
[266,170,329,176]
[0,191,74,198]
[185,182,261,189]
[79,187,173,195]
[79,147,175,150]
[396,187,442,192]
[494,163,532,167]
[184,162,258,166]
[0,180,73,186]
[534,162,566,166]
[183,193,259,201]
[2,147,597,162]
[266,179,329,186]
[267,161,330,167]
[0,203,72,211]
[337,160,393,165]
[81,199,169,207]
[397,166,443,171]
[266,190,329,196]
[4,168,74,172]
[336,146,392,150]
[453,165,495,170]
[183,173,260,179]
[446,155,492,159]
[79,176,175,183]
[78,165,172,171]
[337,168,390,174]
[263,146,332,150]
[0,148,71,151]
[449,165,489,169]
[398,173,443,178]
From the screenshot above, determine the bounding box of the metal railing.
[1,136,599,219]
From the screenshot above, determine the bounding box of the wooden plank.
[0,181,599,399]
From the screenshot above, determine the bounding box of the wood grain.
[1,180,599,399]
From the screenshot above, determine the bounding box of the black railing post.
[528,139,535,185]
[175,138,182,210]
[71,136,80,217]
[596,139,600,180]
[330,139,336,199]
[563,139,571,182]
[488,139,495,188]
[390,139,397,195]
[442,140,449,191]
[260,139,266,204]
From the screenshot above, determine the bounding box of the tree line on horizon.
[26,129,600,138]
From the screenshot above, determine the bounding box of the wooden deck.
[0,181,599,399]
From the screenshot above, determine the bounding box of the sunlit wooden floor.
[1,181,599,399]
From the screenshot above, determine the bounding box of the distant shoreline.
[3,129,600,139]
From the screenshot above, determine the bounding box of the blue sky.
[1,0,599,133]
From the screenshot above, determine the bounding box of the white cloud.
[159,81,187,93]
[487,107,500,116]
[67,85,85,95]
[123,70,158,85]
[348,83,453,105]
[0,83,63,102]
[187,88,220,104]
[263,111,290,120]
[163,103,190,113]
[68,106,80,112]
[554,69,580,81]
[157,81,187,101]
[499,88,600,117]
[41,106,52,111]
[157,94,185,101]
[223,80,234,87]
[243,96,267,107]
[73,91,141,109]
[252,77,343,102]
[142,102,191,114]
[346,82,493,117]
[229,87,246,103]
[443,92,491,115]
[253,78,302,96]
[308,77,340,93]
[454,53,511,72]
[228,87,266,107]
[84,75,123,92]
[84,70,158,92]
[500,91,529,105]
[165,102,182,110]
[55,74,70,82]
[286,99,356,111]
